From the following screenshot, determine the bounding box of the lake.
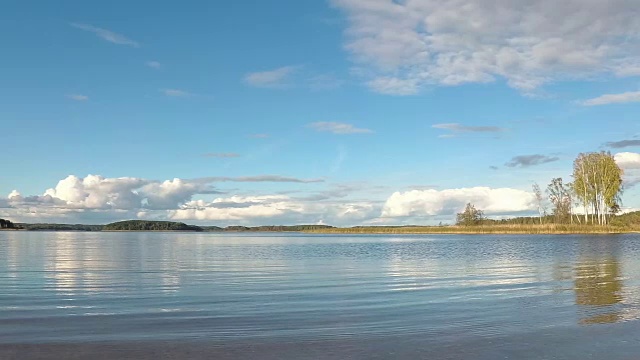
[1,232,639,359]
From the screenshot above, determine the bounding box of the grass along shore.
[304,224,640,235]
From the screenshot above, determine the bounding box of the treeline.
[103,220,203,232]
[1,219,335,232]
[457,151,626,227]
[0,218,17,229]
[20,223,104,231]
[531,151,623,225]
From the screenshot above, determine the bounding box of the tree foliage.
[103,220,203,231]
[20,223,103,231]
[547,178,572,224]
[572,152,623,225]
[456,203,485,226]
[532,183,546,224]
[0,218,16,229]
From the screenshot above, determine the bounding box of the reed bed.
[305,224,639,235]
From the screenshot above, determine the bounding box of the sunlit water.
[1,232,640,359]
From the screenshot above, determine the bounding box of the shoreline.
[303,225,640,235]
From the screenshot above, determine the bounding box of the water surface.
[1,232,639,359]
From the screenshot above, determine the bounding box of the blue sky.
[2,0,640,225]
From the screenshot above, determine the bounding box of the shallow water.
[1,232,639,359]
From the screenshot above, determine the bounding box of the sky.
[2,0,640,226]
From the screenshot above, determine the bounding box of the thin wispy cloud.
[66,94,89,101]
[160,89,192,97]
[581,91,640,106]
[309,74,344,90]
[604,140,640,149]
[196,175,325,183]
[249,134,270,139]
[309,122,373,135]
[505,154,559,168]
[202,153,241,158]
[146,61,161,69]
[431,123,505,133]
[244,66,299,88]
[70,23,139,47]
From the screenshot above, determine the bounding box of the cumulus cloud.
[381,187,536,218]
[308,122,373,134]
[581,91,640,106]
[168,195,379,225]
[505,154,559,168]
[0,172,397,226]
[169,195,302,221]
[71,23,139,47]
[615,152,640,170]
[139,178,219,210]
[244,66,299,88]
[0,174,331,222]
[43,175,149,209]
[333,0,640,95]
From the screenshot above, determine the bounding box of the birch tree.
[532,183,546,224]
[572,152,623,225]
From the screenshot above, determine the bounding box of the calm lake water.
[1,232,639,359]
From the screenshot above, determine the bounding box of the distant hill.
[19,223,103,231]
[8,220,334,232]
[103,220,203,232]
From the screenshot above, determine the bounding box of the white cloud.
[8,190,20,199]
[43,175,149,209]
[146,61,161,69]
[169,195,302,221]
[333,0,640,95]
[581,91,640,106]
[308,121,373,134]
[71,23,139,47]
[168,195,379,225]
[367,77,419,95]
[615,152,640,170]
[0,174,384,226]
[67,94,89,101]
[140,178,217,210]
[381,187,536,218]
[244,66,298,88]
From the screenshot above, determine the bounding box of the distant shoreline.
[303,225,639,235]
[3,219,639,235]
